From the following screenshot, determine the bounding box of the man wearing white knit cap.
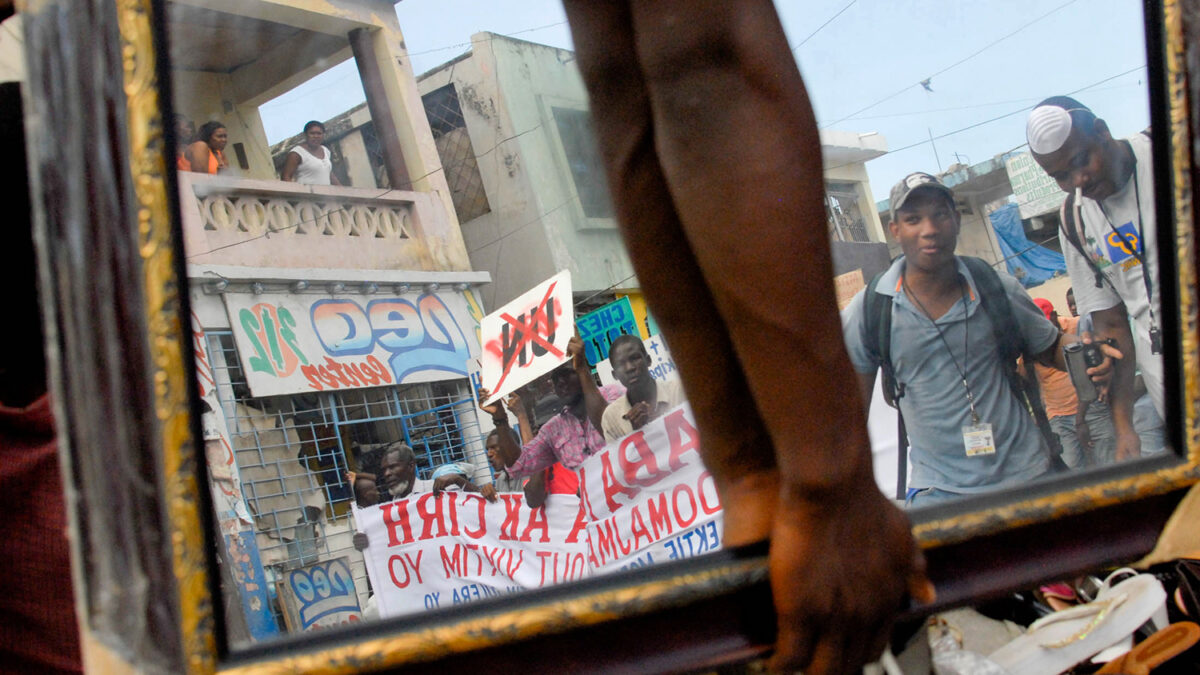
[1027,96,1162,463]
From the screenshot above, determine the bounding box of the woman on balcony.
[183,120,228,175]
[281,120,341,186]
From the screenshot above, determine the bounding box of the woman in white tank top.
[281,120,342,185]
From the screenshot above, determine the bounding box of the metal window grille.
[826,182,871,243]
[421,83,491,222]
[204,331,484,633]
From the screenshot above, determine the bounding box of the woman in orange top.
[184,120,228,174]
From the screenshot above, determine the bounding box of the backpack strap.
[1059,192,1108,290]
[960,256,1068,471]
[861,270,903,407]
[859,269,910,498]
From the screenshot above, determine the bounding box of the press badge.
[963,423,996,456]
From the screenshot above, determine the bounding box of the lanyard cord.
[1094,144,1158,333]
[902,273,982,425]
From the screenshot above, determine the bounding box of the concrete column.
[347,22,469,270]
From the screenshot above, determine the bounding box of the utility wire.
[820,0,1082,129]
[791,0,857,52]
[822,64,1146,174]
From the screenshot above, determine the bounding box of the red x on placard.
[491,281,563,394]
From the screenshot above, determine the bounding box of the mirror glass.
[168,0,1170,650]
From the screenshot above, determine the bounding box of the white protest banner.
[354,491,588,618]
[222,289,480,398]
[479,270,573,405]
[596,334,679,387]
[576,403,724,574]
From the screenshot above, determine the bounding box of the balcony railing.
[177,173,471,272]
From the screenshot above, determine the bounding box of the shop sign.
[1006,151,1067,219]
[223,290,478,397]
[577,296,639,366]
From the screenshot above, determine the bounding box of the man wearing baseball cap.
[841,172,1106,507]
[1027,96,1162,462]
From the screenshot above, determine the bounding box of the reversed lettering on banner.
[479,270,573,404]
[577,402,723,573]
[353,493,588,619]
[223,291,479,397]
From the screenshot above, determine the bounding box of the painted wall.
[419,33,636,311]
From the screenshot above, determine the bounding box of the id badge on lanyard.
[963,422,996,456]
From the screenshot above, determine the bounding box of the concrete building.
[271,32,891,326]
[167,0,493,642]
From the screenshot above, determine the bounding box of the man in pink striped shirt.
[479,336,623,478]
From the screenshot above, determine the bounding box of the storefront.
[189,272,490,637]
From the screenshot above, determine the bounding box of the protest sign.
[354,492,588,618]
[576,403,724,574]
[277,557,363,631]
[479,270,573,404]
[596,334,679,387]
[577,296,640,366]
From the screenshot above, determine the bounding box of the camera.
[1062,339,1116,403]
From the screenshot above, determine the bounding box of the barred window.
[421,84,491,223]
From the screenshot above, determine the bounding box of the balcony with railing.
[168,0,472,275]
[178,173,470,272]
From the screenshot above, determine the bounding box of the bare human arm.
[187,141,211,174]
[281,151,301,181]
[569,335,608,434]
[562,2,932,672]
[1088,305,1141,460]
[477,387,522,467]
[524,470,548,509]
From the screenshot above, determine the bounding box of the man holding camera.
[1027,97,1163,462]
[842,172,1120,507]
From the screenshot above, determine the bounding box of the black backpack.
[860,256,1067,499]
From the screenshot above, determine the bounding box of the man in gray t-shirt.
[842,172,1117,507]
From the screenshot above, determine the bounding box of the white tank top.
[291,144,333,185]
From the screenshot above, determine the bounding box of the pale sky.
[258,0,1150,200]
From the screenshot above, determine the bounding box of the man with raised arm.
[1027,97,1162,461]
[477,336,622,478]
[561,2,931,671]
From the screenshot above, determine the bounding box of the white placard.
[478,270,573,405]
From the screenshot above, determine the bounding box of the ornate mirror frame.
[16,0,1200,672]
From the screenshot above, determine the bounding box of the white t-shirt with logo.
[1059,132,1163,418]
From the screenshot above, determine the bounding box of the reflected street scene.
[167,0,1169,649]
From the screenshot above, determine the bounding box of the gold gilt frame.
[17,0,1197,672]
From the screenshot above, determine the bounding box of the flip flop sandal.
[1041,582,1079,612]
[1094,621,1200,674]
[988,573,1167,675]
